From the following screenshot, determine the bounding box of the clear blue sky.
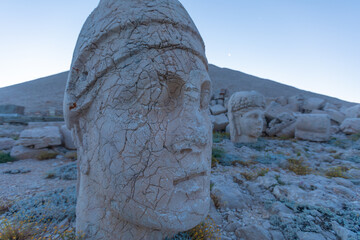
[0,0,359,103]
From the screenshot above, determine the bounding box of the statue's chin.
[117,194,210,232]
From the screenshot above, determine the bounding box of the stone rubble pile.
[209,90,360,142]
[0,121,76,160]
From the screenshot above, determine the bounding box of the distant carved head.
[63,0,212,239]
[228,91,265,143]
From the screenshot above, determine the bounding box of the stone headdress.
[228,91,266,113]
[64,0,207,129]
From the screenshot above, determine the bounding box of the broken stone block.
[0,137,15,150]
[266,113,297,138]
[210,104,227,115]
[295,114,331,142]
[302,97,326,112]
[10,145,51,160]
[340,118,360,134]
[16,126,62,149]
[211,114,229,131]
[345,104,360,118]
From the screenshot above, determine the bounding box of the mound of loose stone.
[209,134,360,240]
[209,90,360,143]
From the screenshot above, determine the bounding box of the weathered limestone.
[211,114,229,131]
[265,101,291,121]
[287,95,305,112]
[345,104,360,118]
[210,104,227,115]
[266,113,297,138]
[340,118,360,134]
[10,145,51,160]
[302,97,326,112]
[228,91,265,143]
[63,0,212,239]
[0,137,15,150]
[295,114,331,142]
[16,126,62,149]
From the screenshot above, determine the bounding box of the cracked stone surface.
[63,0,212,239]
[228,91,265,143]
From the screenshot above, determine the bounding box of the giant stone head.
[228,91,265,143]
[63,0,212,239]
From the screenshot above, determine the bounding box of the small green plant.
[350,133,360,141]
[213,131,230,143]
[211,147,225,167]
[325,166,350,179]
[257,168,269,177]
[37,152,58,160]
[65,151,77,161]
[0,152,15,164]
[286,158,312,175]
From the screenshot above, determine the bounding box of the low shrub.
[187,216,221,240]
[37,152,58,161]
[211,147,225,167]
[0,152,15,164]
[231,160,256,167]
[325,166,350,179]
[286,158,312,175]
[0,217,36,240]
[213,131,230,143]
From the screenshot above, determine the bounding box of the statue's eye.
[156,74,184,110]
[200,81,211,109]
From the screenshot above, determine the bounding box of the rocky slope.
[0,65,355,115]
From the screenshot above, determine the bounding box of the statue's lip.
[173,171,207,186]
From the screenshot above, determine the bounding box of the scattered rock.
[265,101,291,121]
[303,97,326,112]
[266,112,296,138]
[295,114,331,142]
[0,137,15,150]
[210,104,227,115]
[287,95,305,112]
[16,126,62,149]
[235,225,271,240]
[345,104,360,118]
[3,168,31,174]
[340,118,360,134]
[211,114,229,131]
[297,231,326,240]
[10,145,52,160]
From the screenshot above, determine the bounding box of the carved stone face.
[239,109,264,138]
[80,49,212,231]
[228,91,265,143]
